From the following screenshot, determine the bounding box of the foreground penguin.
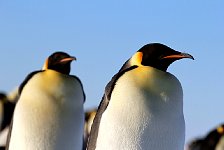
[87,43,194,150]
[6,52,85,150]
[187,124,224,150]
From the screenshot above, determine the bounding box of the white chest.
[9,70,84,150]
[96,67,185,150]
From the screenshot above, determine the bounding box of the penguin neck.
[20,69,82,107]
[131,66,179,89]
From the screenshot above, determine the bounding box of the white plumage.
[9,70,84,150]
[96,66,185,150]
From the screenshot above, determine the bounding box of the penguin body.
[87,43,193,150]
[97,67,184,150]
[7,52,85,150]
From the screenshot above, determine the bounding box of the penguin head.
[43,52,76,74]
[129,43,194,72]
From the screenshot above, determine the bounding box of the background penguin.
[0,92,15,132]
[6,52,85,150]
[0,89,18,148]
[187,123,224,150]
[83,108,97,150]
[0,88,18,131]
[87,43,194,150]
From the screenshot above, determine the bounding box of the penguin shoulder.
[18,69,85,105]
[18,70,44,95]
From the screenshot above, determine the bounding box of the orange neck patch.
[42,58,49,70]
[130,52,143,66]
[217,126,224,134]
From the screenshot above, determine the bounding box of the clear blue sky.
[0,0,223,144]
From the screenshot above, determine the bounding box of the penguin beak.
[59,56,77,63]
[163,53,194,60]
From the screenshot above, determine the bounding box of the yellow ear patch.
[42,58,49,70]
[217,126,224,134]
[130,52,143,66]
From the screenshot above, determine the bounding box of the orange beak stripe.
[59,57,77,63]
[163,53,194,60]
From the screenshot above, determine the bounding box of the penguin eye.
[158,55,165,60]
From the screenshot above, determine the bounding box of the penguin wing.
[5,70,43,150]
[86,94,108,150]
[71,75,86,102]
[87,65,138,150]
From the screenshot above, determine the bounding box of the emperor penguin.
[187,124,224,150]
[83,108,97,150]
[0,91,17,148]
[0,88,18,133]
[6,52,85,150]
[0,93,15,132]
[87,43,194,150]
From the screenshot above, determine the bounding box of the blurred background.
[0,0,223,145]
